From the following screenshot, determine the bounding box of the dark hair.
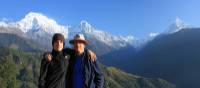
[52,33,65,46]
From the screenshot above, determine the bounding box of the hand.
[43,52,52,62]
[88,50,97,62]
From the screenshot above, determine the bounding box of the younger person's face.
[53,40,64,51]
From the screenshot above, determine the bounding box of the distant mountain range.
[0,12,163,51]
[130,28,200,88]
[0,12,176,88]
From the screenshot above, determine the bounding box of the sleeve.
[93,60,104,88]
[38,57,50,88]
[85,49,97,61]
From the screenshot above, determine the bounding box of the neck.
[52,49,62,57]
[76,49,84,55]
[52,49,62,53]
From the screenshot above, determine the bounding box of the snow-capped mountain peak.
[80,20,92,29]
[79,20,94,33]
[149,32,159,37]
[71,20,135,48]
[16,12,68,38]
[165,17,187,34]
[175,17,186,28]
[0,18,16,28]
[0,21,9,27]
[0,12,160,50]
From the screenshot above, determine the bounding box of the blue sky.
[0,0,200,38]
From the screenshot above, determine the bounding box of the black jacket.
[66,50,104,88]
[38,49,71,88]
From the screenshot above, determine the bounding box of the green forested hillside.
[0,48,175,88]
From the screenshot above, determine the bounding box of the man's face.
[73,41,85,54]
[53,40,64,51]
